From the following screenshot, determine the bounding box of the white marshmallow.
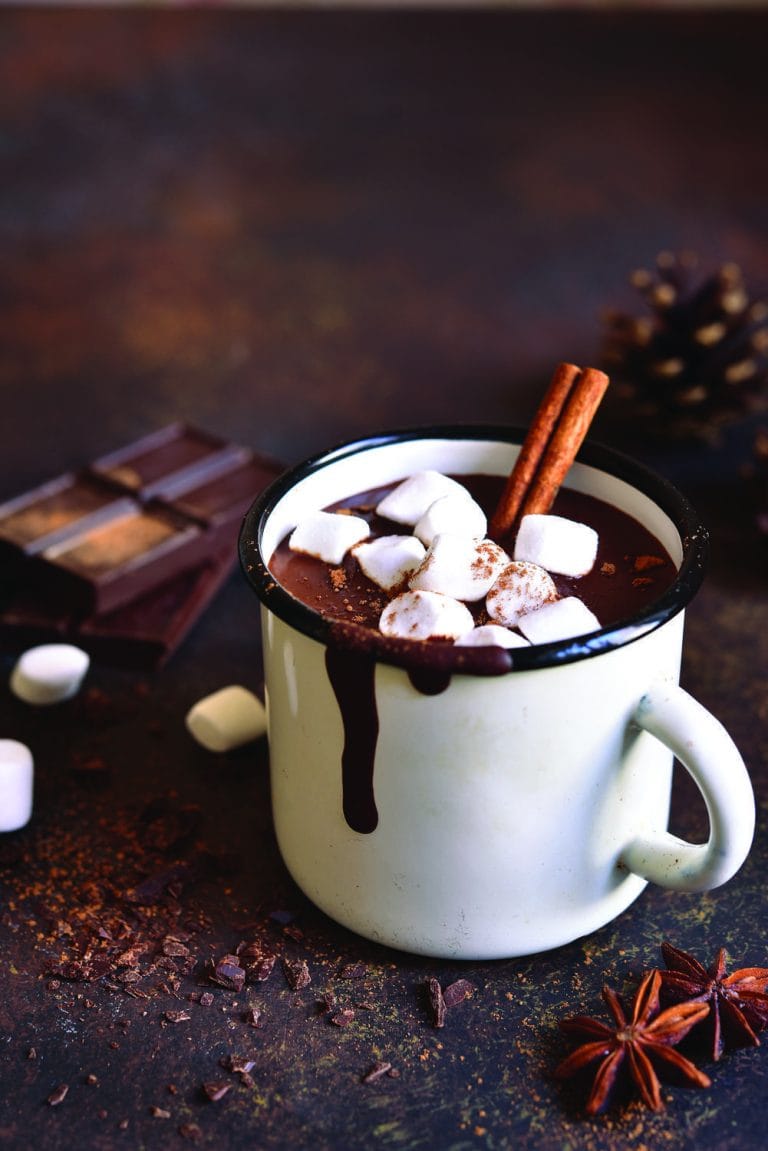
[353,535,426,592]
[10,644,90,705]
[486,562,558,628]
[514,514,598,578]
[379,589,474,641]
[517,597,601,645]
[0,740,34,832]
[455,624,531,649]
[414,493,487,546]
[410,535,510,602]
[375,471,470,526]
[186,685,268,753]
[289,510,370,565]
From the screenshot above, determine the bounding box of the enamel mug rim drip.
[239,426,755,960]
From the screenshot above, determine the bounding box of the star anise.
[660,941,768,1061]
[554,969,711,1114]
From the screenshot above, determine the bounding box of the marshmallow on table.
[414,493,487,547]
[186,685,268,753]
[486,562,558,628]
[289,511,370,565]
[375,471,471,526]
[410,535,510,602]
[379,589,474,641]
[514,514,598,578]
[455,624,531,649]
[0,740,34,832]
[353,535,426,592]
[10,644,90,705]
[517,596,601,645]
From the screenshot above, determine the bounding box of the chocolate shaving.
[361,1061,393,1084]
[202,1081,232,1102]
[443,978,474,1008]
[47,1084,69,1107]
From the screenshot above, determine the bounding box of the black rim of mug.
[238,425,709,675]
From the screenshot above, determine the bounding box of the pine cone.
[603,252,768,438]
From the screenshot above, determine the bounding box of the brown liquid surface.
[268,476,678,836]
[269,475,677,634]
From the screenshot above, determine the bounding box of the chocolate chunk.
[209,956,246,992]
[282,957,311,991]
[425,977,446,1028]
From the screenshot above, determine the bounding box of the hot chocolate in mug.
[239,427,754,960]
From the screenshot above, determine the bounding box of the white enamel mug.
[239,428,754,960]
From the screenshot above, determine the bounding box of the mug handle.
[620,684,755,892]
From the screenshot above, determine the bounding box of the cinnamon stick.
[490,363,609,541]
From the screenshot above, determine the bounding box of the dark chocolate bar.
[0,428,283,668]
[0,425,282,616]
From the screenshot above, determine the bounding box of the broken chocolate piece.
[0,426,283,666]
[283,957,311,991]
[426,977,447,1028]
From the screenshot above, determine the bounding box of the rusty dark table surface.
[1,8,767,1149]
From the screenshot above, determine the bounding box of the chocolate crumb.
[339,962,368,980]
[26,1048,36,1061]
[202,1081,232,1102]
[47,1084,69,1107]
[329,567,347,591]
[150,1106,171,1119]
[330,1007,355,1028]
[85,1074,99,1086]
[164,1009,191,1024]
[244,1006,262,1026]
[220,1055,255,1074]
[178,1123,203,1142]
[600,562,616,576]
[634,554,666,571]
[362,1060,392,1083]
[283,957,311,991]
